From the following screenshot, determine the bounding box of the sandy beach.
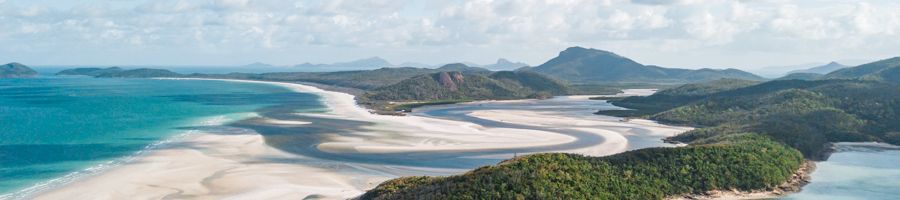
[33,79,692,200]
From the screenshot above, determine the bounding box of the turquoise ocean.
[0,76,325,198]
[2,75,898,199]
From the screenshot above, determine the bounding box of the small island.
[0,62,38,78]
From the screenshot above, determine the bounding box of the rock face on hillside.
[524,47,765,84]
[1,63,38,78]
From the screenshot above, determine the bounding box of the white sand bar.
[35,79,691,200]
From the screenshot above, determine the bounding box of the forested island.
[0,62,38,78]
[359,57,899,199]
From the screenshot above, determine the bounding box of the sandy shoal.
[34,79,690,200]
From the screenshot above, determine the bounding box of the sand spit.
[34,79,691,200]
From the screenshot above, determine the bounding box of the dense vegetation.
[824,57,899,80]
[362,71,569,101]
[361,134,804,200]
[361,57,898,199]
[654,80,899,158]
[596,79,759,116]
[603,58,900,159]
[0,62,38,78]
[522,47,765,84]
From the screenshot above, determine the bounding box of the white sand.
[468,109,692,156]
[35,133,383,200]
[34,79,691,200]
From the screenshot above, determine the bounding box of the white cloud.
[0,0,898,67]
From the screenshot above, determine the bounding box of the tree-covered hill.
[601,59,900,159]
[824,57,900,80]
[195,64,495,90]
[358,57,900,199]
[361,134,804,200]
[522,47,766,84]
[597,79,760,116]
[362,71,569,101]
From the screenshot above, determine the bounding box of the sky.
[1,0,899,70]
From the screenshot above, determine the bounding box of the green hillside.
[604,76,899,159]
[824,57,900,80]
[597,79,759,116]
[363,71,569,101]
[361,135,804,200]
[360,57,900,200]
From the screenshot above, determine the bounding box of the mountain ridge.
[524,47,765,84]
[787,62,848,75]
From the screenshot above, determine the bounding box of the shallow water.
[782,143,900,200]
[0,77,325,197]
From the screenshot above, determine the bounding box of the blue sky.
[1,0,899,70]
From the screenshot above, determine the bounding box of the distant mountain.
[0,62,38,78]
[56,67,180,78]
[94,68,183,78]
[364,71,569,101]
[241,62,277,68]
[294,57,393,72]
[481,58,528,71]
[396,62,433,68]
[824,57,900,82]
[787,62,848,75]
[525,47,765,84]
[436,63,491,73]
[776,73,823,81]
[751,62,823,78]
[56,67,124,76]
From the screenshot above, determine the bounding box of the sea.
[0,76,326,198]
[1,73,898,199]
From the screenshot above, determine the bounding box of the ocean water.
[782,143,900,200]
[0,77,325,197]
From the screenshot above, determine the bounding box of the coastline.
[30,78,696,199]
[666,161,816,200]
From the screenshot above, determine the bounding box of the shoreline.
[667,161,816,200]
[29,78,696,199]
[0,112,250,199]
